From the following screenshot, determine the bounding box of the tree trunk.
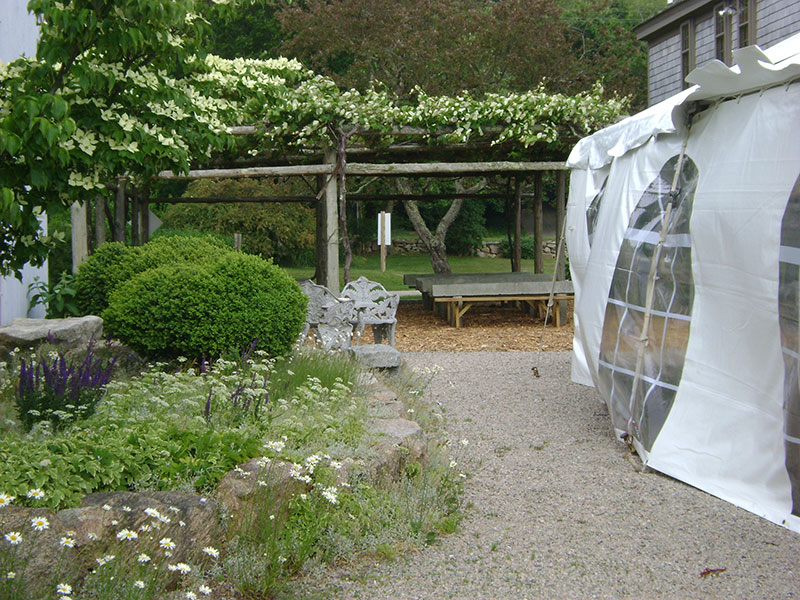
[335,129,353,284]
[399,178,485,275]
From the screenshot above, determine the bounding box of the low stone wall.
[365,239,561,258]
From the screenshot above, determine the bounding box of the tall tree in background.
[276,0,577,97]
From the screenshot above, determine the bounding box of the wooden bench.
[429,279,574,328]
[404,272,549,310]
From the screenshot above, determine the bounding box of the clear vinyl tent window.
[597,154,698,451]
[778,173,800,517]
[586,178,608,247]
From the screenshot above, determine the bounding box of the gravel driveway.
[298,351,799,599]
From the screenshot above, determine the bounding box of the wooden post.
[379,211,387,272]
[323,149,340,293]
[234,233,242,251]
[315,173,327,284]
[533,172,544,274]
[555,170,567,281]
[94,196,106,248]
[114,177,126,242]
[513,177,522,272]
[131,193,140,246]
[141,184,150,244]
[70,201,89,273]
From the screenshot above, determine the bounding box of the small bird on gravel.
[531,366,540,377]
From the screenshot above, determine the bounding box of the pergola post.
[513,176,522,272]
[94,196,106,248]
[70,201,89,273]
[114,177,126,242]
[533,172,544,274]
[322,149,340,293]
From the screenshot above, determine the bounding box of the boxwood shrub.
[75,236,231,316]
[103,252,306,359]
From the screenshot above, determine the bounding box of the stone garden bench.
[340,276,399,347]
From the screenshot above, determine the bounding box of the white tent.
[566,33,800,533]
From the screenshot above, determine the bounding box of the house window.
[680,20,695,88]
[738,0,755,47]
[715,2,733,64]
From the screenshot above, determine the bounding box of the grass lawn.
[283,253,557,291]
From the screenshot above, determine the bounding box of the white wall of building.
[0,1,46,324]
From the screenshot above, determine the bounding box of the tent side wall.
[566,78,800,533]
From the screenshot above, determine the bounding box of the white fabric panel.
[566,167,608,386]
[648,86,800,532]
[573,135,684,400]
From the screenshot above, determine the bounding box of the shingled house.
[635,0,800,105]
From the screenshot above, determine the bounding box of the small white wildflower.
[116,529,138,541]
[0,493,15,507]
[278,555,287,563]
[176,563,191,574]
[329,460,343,470]
[144,507,161,519]
[87,532,99,541]
[321,486,338,505]
[111,519,119,526]
[168,505,180,513]
[159,537,176,551]
[102,504,112,511]
[299,493,308,500]
[265,440,285,453]
[179,520,186,527]
[122,505,132,512]
[201,546,219,559]
[134,580,145,589]
[407,408,415,414]
[59,536,76,548]
[460,439,470,447]
[186,593,197,600]
[198,583,212,595]
[56,582,72,595]
[269,514,275,521]
[137,553,151,563]
[6,571,15,579]
[459,473,467,479]
[30,516,50,531]
[257,480,269,487]
[26,488,45,500]
[4,532,22,545]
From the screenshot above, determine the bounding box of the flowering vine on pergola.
[0,0,627,283]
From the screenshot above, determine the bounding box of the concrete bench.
[429,279,574,328]
[404,272,549,310]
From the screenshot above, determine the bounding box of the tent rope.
[540,213,569,344]
[626,124,692,444]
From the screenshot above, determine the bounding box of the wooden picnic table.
[404,272,573,327]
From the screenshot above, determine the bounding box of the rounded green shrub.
[75,236,232,316]
[499,235,536,259]
[75,242,140,316]
[103,252,306,359]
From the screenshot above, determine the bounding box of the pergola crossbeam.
[156,160,567,181]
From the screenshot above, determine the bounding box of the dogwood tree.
[0,0,626,277]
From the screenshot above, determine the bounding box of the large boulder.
[0,316,103,357]
[366,417,427,483]
[56,491,222,568]
[0,507,83,593]
[349,344,403,369]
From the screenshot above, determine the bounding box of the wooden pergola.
[75,128,570,293]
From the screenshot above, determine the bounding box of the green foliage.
[103,252,306,359]
[28,272,80,318]
[162,178,316,265]
[74,236,229,316]
[499,235,536,260]
[74,242,139,316]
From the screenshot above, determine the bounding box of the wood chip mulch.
[387,300,574,352]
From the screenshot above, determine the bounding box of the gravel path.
[299,352,799,599]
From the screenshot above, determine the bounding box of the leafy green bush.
[28,272,80,318]
[162,178,316,265]
[74,236,232,316]
[74,242,139,316]
[103,252,306,359]
[499,234,536,259]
